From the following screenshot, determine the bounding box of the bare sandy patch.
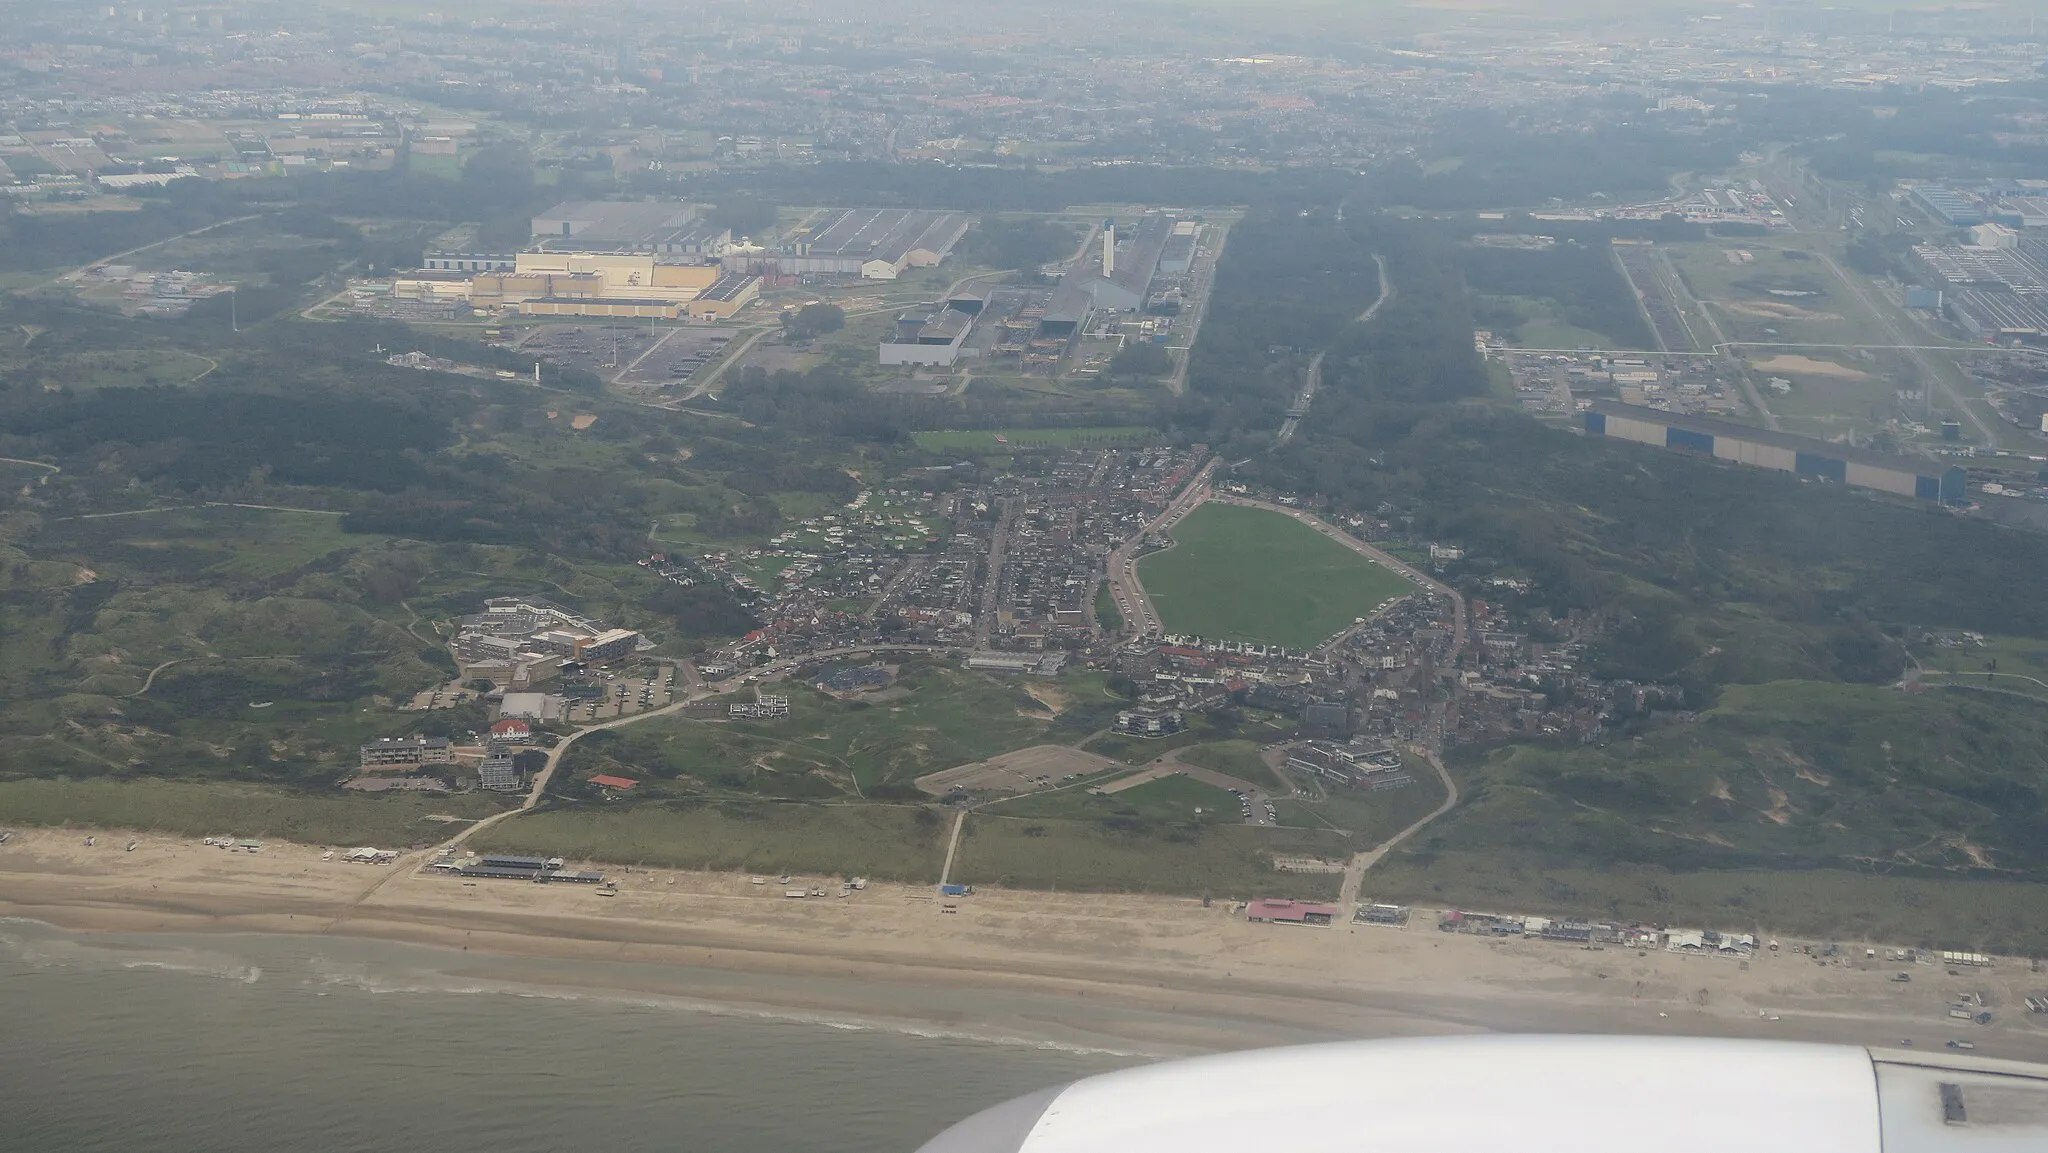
[1750,355,1868,379]
[1724,300,1842,322]
[1766,787,1793,826]
[1021,683,1069,716]
[570,413,598,430]
[916,744,1121,795]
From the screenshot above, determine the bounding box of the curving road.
[429,644,955,855]
[1338,747,1460,905]
[1203,495,1467,662]
[1111,492,1472,894]
[1105,459,1217,640]
[1276,254,1389,448]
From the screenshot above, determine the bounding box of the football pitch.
[1137,503,1414,649]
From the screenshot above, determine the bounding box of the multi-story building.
[479,742,521,792]
[359,736,453,769]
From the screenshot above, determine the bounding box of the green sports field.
[1137,503,1414,649]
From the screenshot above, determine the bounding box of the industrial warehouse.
[1585,401,1966,503]
[391,251,759,320]
[1042,213,1180,336]
[728,208,970,280]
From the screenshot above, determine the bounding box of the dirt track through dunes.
[1750,354,1869,379]
[916,745,1122,796]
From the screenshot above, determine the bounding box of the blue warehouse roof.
[1586,401,1959,479]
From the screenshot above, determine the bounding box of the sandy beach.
[6,828,2048,1060]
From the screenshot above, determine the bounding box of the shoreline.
[6,829,2048,1060]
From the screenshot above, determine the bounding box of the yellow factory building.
[393,252,755,320]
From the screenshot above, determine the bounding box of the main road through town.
[1104,458,1218,641]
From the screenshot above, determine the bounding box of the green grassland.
[1915,634,2048,675]
[557,664,1055,799]
[0,505,753,785]
[1912,635,2048,701]
[1352,678,2048,953]
[952,813,1346,899]
[407,152,464,181]
[1750,350,1916,442]
[1272,762,1446,848]
[0,348,217,391]
[1137,503,1413,648]
[1423,682,2048,880]
[1176,740,1287,792]
[0,777,511,847]
[1081,713,1293,766]
[1661,240,1892,347]
[1474,294,1620,350]
[986,773,1245,827]
[911,427,1159,453]
[473,802,951,881]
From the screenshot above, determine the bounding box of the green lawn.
[407,152,464,181]
[1137,503,1414,648]
[1176,740,1287,792]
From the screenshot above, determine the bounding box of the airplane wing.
[916,1035,2048,1152]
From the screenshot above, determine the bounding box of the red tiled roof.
[589,774,638,790]
[491,718,531,734]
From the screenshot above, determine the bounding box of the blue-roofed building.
[1584,401,1965,504]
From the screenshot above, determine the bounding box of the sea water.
[0,919,1147,1153]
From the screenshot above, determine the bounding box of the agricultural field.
[1137,503,1413,649]
[910,427,1159,453]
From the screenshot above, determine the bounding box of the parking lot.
[517,323,668,381]
[569,668,677,723]
[613,326,739,393]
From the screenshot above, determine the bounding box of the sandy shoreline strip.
[6,829,2048,1059]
